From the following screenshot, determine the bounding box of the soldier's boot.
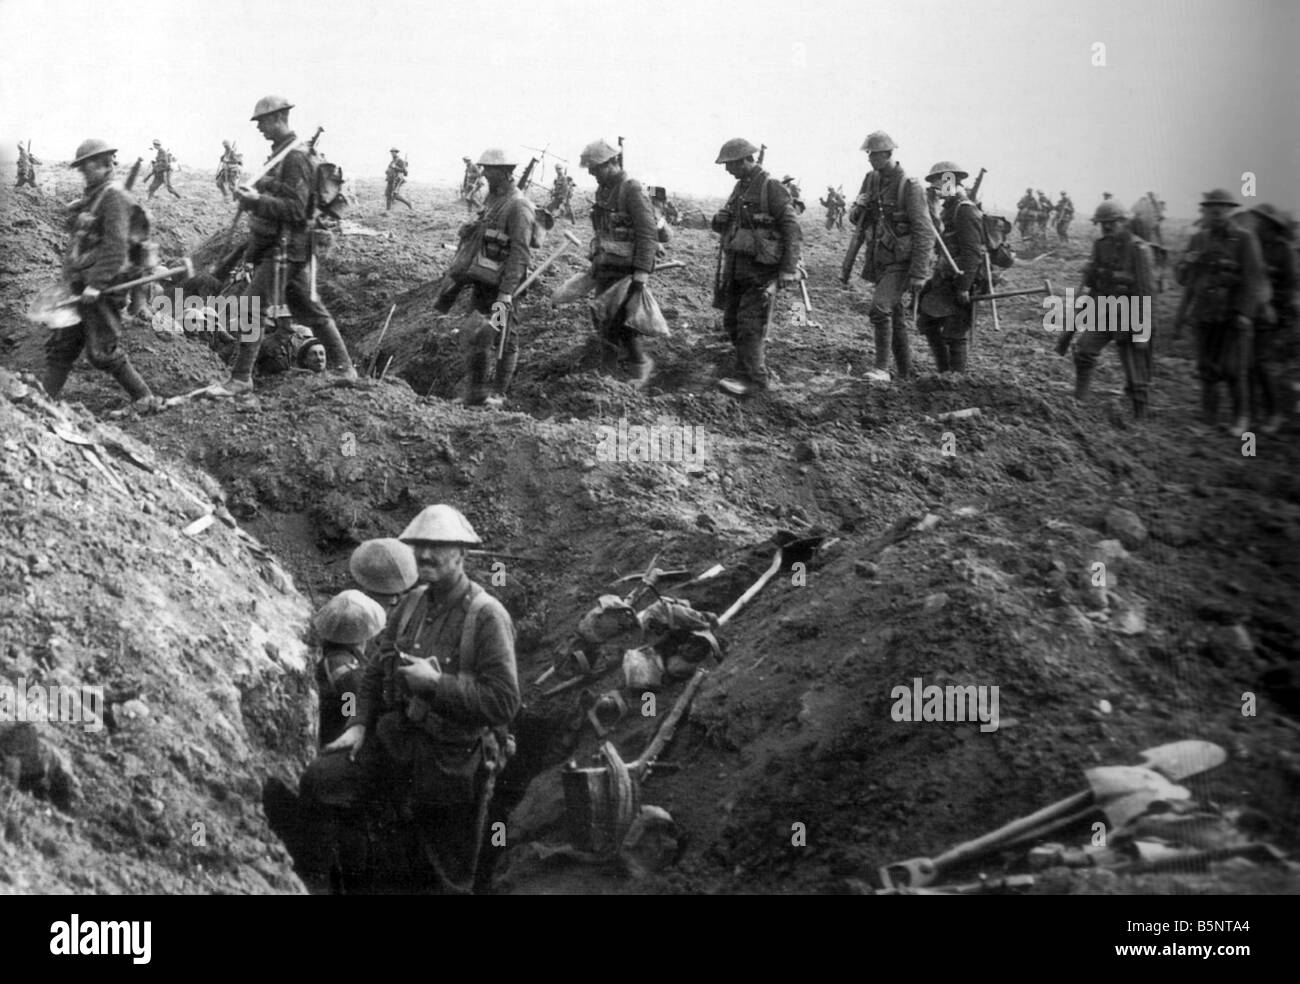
[108,360,153,402]
[893,326,913,379]
[1200,382,1219,425]
[948,339,969,373]
[926,336,950,373]
[1073,363,1095,401]
[465,350,491,406]
[41,363,72,401]
[624,335,653,390]
[494,349,518,396]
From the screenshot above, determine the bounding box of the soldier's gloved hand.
[956,289,971,306]
[234,185,260,205]
[909,275,927,292]
[324,724,367,762]
[80,286,101,304]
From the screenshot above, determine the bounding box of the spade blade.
[1136,740,1227,782]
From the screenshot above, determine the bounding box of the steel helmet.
[925,161,968,182]
[715,138,759,164]
[399,504,482,545]
[222,139,231,148]
[390,147,400,153]
[1249,202,1290,231]
[70,139,116,167]
[349,538,418,596]
[1092,200,1128,223]
[860,131,897,153]
[152,139,161,146]
[579,138,620,167]
[250,95,294,120]
[476,147,516,167]
[1200,188,1237,208]
[313,589,387,645]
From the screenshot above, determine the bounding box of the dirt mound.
[0,368,313,893]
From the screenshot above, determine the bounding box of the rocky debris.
[0,723,79,810]
[1204,624,1256,667]
[1103,507,1148,550]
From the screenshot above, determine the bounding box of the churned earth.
[1,162,1298,894]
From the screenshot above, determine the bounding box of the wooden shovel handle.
[933,789,1093,869]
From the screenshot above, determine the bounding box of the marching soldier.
[845,130,933,382]
[781,175,806,214]
[1035,190,1053,238]
[916,162,984,374]
[460,156,484,211]
[820,186,846,230]
[1054,190,1074,243]
[1238,203,1295,434]
[581,138,659,387]
[296,504,519,894]
[145,139,181,199]
[711,137,802,395]
[1016,187,1038,241]
[41,139,159,411]
[15,142,41,188]
[1060,201,1159,419]
[216,140,243,200]
[385,148,413,211]
[1175,189,1267,436]
[435,148,534,407]
[546,163,576,222]
[211,95,358,395]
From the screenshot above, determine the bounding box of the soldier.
[1016,187,1039,241]
[1236,203,1295,434]
[145,139,181,199]
[435,148,534,407]
[41,139,160,411]
[15,142,41,188]
[781,175,806,215]
[845,130,933,383]
[711,137,802,395]
[1059,201,1159,419]
[1102,191,1114,201]
[216,140,243,201]
[211,95,358,395]
[580,138,659,387]
[1175,189,1267,436]
[460,156,485,212]
[312,590,388,749]
[820,186,845,230]
[1054,190,1074,243]
[296,504,519,894]
[385,148,413,211]
[916,162,984,374]
[546,163,576,222]
[1035,190,1053,238]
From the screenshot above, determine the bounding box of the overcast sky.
[3,0,1297,216]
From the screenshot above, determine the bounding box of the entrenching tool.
[674,545,787,665]
[27,259,195,329]
[494,228,582,362]
[970,278,1053,303]
[983,249,1000,332]
[878,740,1226,889]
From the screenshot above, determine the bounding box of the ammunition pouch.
[464,228,510,287]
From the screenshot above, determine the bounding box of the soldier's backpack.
[300,147,349,259]
[981,213,1015,268]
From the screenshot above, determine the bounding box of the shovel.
[879,740,1225,889]
[27,259,195,329]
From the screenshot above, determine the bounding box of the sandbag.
[591,277,670,338]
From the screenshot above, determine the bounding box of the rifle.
[517,157,538,191]
[970,167,987,206]
[226,124,323,234]
[617,136,624,169]
[757,143,766,166]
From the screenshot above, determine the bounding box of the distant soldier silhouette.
[385,148,413,211]
[145,139,181,199]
